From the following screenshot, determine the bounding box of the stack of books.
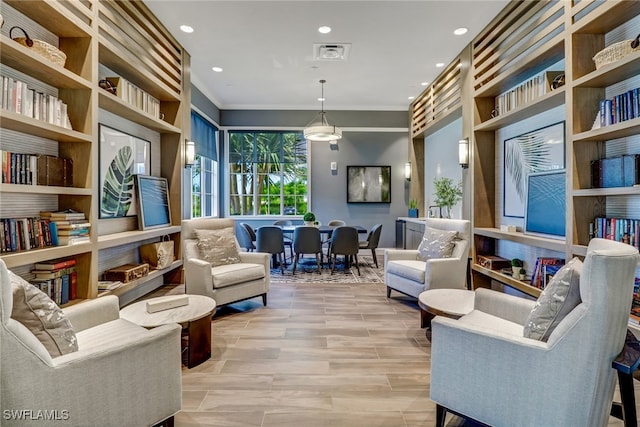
[530,257,565,289]
[30,258,77,305]
[40,210,90,245]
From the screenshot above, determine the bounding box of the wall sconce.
[458,138,469,169]
[404,162,412,180]
[185,139,196,167]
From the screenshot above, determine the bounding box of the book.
[31,266,76,280]
[57,228,90,236]
[54,221,91,229]
[34,258,76,271]
[41,209,85,220]
[58,235,90,245]
[530,257,564,289]
[97,280,123,291]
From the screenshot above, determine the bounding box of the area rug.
[269,254,384,284]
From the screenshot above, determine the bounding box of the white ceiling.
[145,0,509,112]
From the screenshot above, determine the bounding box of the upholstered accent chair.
[182,218,270,306]
[384,218,470,299]
[430,238,640,427]
[0,259,181,427]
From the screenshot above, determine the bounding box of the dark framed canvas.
[99,124,151,218]
[503,121,565,218]
[135,175,172,230]
[347,165,391,203]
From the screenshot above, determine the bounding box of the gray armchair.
[0,259,181,427]
[430,238,640,426]
[384,218,470,299]
[182,218,270,306]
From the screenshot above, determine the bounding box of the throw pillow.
[195,227,241,266]
[417,227,457,261]
[10,271,78,357]
[523,257,582,341]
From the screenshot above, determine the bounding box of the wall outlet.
[330,161,337,171]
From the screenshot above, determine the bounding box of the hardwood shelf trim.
[0,243,92,269]
[474,88,565,131]
[573,187,640,197]
[417,105,462,139]
[0,111,92,143]
[102,259,183,297]
[98,91,181,134]
[474,227,566,252]
[0,184,92,196]
[5,0,94,37]
[573,117,640,143]
[571,1,640,35]
[472,264,542,298]
[571,245,588,257]
[97,225,182,250]
[0,36,92,89]
[572,52,640,89]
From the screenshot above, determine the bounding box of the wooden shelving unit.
[0,0,189,305]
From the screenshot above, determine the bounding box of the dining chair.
[240,222,257,247]
[358,223,383,268]
[328,226,360,275]
[273,220,294,260]
[237,222,256,252]
[256,225,286,274]
[322,219,347,256]
[292,226,323,274]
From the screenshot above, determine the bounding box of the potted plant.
[408,199,419,218]
[303,211,316,226]
[433,177,463,218]
[518,267,527,280]
[511,258,523,276]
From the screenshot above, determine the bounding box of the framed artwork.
[503,121,565,218]
[99,124,151,218]
[135,175,172,230]
[347,165,391,203]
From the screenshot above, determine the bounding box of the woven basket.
[593,35,640,70]
[10,26,66,67]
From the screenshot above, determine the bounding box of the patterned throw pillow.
[195,227,241,266]
[10,271,78,357]
[417,227,457,261]
[523,257,582,341]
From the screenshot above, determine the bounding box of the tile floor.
[148,281,640,427]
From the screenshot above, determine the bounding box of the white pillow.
[195,227,241,266]
[417,227,457,261]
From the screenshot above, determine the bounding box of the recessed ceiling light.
[454,27,468,36]
[318,26,331,34]
[408,96,415,100]
[421,81,429,86]
[180,25,194,33]
[436,63,445,68]
[212,66,223,72]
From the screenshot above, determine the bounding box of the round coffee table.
[418,289,475,337]
[120,295,216,368]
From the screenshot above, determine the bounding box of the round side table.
[418,289,475,337]
[121,295,216,368]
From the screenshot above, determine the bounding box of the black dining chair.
[358,224,383,268]
[256,225,286,274]
[237,223,256,252]
[273,220,294,261]
[292,226,323,274]
[328,226,360,275]
[240,222,257,248]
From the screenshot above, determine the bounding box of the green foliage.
[409,199,418,209]
[433,177,463,210]
[101,145,134,218]
[303,211,315,222]
[511,258,523,267]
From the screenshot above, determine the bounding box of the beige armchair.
[182,218,270,306]
[0,259,181,427]
[384,218,470,299]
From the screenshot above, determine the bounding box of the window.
[191,155,218,218]
[229,131,308,216]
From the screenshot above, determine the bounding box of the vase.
[305,221,314,227]
[408,208,418,218]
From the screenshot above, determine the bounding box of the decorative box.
[37,155,73,187]
[104,263,149,283]
[477,255,511,271]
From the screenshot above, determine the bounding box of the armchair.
[384,218,470,299]
[0,259,181,427]
[182,218,270,306]
[430,238,640,427]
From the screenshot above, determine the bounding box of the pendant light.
[304,79,343,143]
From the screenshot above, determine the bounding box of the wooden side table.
[121,295,217,368]
[418,289,475,336]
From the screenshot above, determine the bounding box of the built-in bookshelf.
[0,0,189,305]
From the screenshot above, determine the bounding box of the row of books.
[0,152,73,186]
[627,277,640,326]
[0,218,57,253]
[598,88,640,128]
[30,258,78,305]
[0,75,73,129]
[529,257,565,290]
[493,71,563,118]
[104,76,161,119]
[593,217,640,250]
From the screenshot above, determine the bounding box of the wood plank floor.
[148,281,640,427]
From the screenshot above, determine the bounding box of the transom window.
[228,131,308,216]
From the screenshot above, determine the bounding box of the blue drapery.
[190,111,218,161]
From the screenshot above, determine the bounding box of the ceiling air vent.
[313,43,351,61]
